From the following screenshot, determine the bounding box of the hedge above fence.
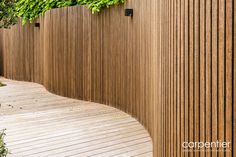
[0,0,125,27]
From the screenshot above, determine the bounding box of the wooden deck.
[0,78,153,157]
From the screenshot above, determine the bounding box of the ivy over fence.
[0,0,125,27]
[16,0,126,25]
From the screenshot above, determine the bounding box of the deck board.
[0,78,153,157]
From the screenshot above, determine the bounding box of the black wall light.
[35,23,40,28]
[125,9,133,17]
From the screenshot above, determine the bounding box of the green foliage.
[77,0,125,13]
[15,0,77,24]
[0,81,5,87]
[15,0,125,25]
[0,129,8,157]
[0,0,125,26]
[0,0,17,28]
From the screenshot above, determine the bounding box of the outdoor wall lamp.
[35,23,40,28]
[125,9,133,17]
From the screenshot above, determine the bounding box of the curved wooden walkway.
[0,78,153,157]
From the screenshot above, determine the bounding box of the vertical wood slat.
[193,0,200,156]
[199,1,206,157]
[218,0,225,156]
[0,30,3,75]
[170,0,174,156]
[205,0,212,156]
[189,0,194,155]
[225,1,233,157]
[211,0,218,156]
[234,0,236,155]
[173,0,177,156]
[177,0,181,156]
[184,0,189,155]
[180,0,185,156]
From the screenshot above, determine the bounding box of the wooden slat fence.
[0,0,235,157]
[158,0,235,157]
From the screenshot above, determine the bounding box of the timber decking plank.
[0,78,153,157]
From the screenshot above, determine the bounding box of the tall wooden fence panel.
[157,0,235,157]
[0,29,3,75]
[0,0,235,157]
[1,19,44,84]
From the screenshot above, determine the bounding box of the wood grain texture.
[0,29,3,76]
[0,0,235,156]
[0,78,152,157]
[159,0,235,156]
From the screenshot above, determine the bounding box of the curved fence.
[0,0,235,157]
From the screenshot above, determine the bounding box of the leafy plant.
[0,129,8,157]
[77,0,125,13]
[15,0,125,25]
[15,0,77,24]
[0,0,17,28]
[0,81,5,87]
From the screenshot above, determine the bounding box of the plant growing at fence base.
[0,82,5,87]
[0,129,8,157]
